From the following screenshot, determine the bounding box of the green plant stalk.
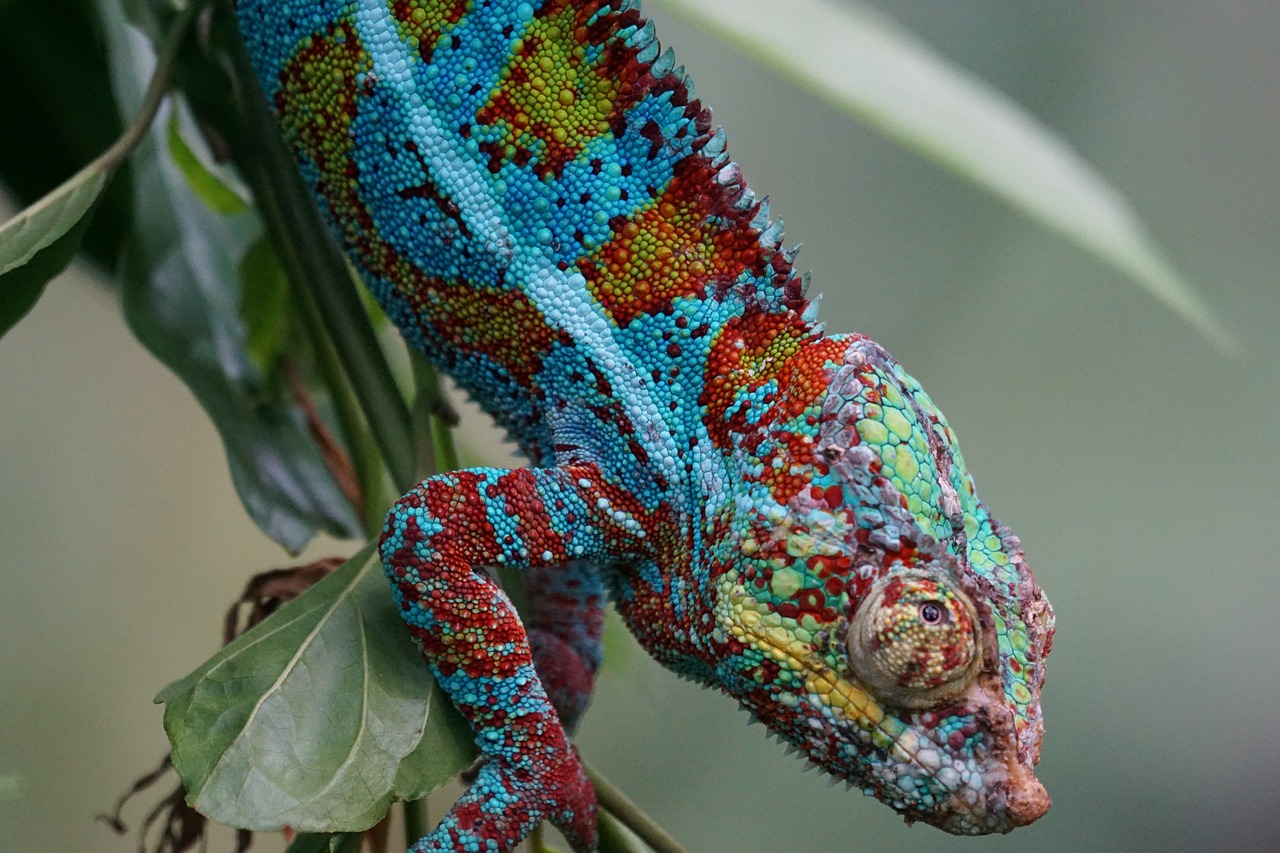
[214,1,417,493]
[586,763,689,853]
[410,353,441,480]
[410,353,462,476]
[403,797,428,850]
[434,403,461,475]
[289,261,393,536]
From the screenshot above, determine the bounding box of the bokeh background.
[3,1,1278,850]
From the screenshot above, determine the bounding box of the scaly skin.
[236,1,1055,849]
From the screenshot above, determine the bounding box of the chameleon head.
[714,333,1054,834]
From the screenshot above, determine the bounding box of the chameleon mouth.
[742,625,998,832]
[927,689,1051,834]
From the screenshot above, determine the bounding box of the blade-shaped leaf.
[96,12,362,550]
[166,110,251,216]
[653,0,1238,353]
[119,138,363,550]
[158,545,476,833]
[0,163,109,339]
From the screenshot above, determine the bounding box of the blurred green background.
[2,1,1278,851]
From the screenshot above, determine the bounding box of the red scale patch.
[495,470,565,559]
[579,167,768,326]
[700,309,846,500]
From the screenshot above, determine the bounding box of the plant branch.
[403,797,428,850]
[99,0,211,173]
[585,762,690,853]
[410,354,461,477]
[289,264,393,535]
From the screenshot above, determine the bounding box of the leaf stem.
[99,0,211,173]
[585,762,690,853]
[403,797,428,848]
[289,275,391,535]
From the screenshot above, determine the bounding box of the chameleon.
[234,0,1055,849]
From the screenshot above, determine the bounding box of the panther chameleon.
[234,0,1055,849]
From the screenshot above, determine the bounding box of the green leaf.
[158,545,476,833]
[0,163,109,339]
[238,235,294,373]
[86,5,360,549]
[166,111,251,215]
[653,0,1238,354]
[119,126,363,549]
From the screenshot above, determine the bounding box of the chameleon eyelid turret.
[846,568,984,710]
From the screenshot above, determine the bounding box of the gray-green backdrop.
[2,1,1277,850]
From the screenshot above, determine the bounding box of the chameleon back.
[238,0,803,470]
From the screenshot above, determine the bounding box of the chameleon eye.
[847,572,982,709]
[919,601,945,625]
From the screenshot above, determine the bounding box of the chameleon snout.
[1001,762,1051,827]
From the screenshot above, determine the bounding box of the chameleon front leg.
[379,465,643,852]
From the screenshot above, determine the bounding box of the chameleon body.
[236,0,1054,849]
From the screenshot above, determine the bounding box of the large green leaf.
[91,5,363,550]
[166,111,251,216]
[0,163,110,339]
[158,546,476,832]
[655,0,1237,353]
[118,131,363,550]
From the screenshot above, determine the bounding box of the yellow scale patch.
[388,0,472,52]
[277,21,374,248]
[716,573,896,738]
[583,187,740,326]
[478,1,623,176]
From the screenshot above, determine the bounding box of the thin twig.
[282,358,365,521]
[99,0,212,173]
[585,762,690,853]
